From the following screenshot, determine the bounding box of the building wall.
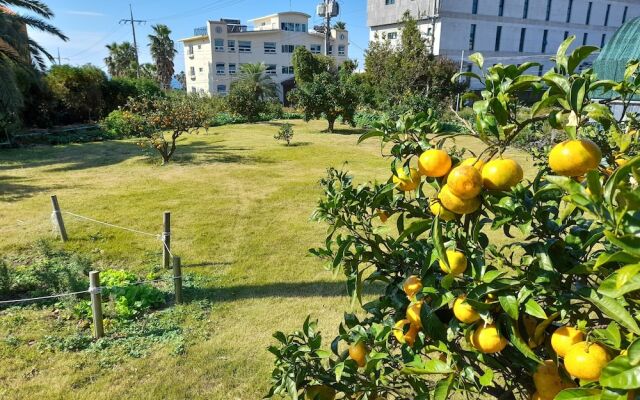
[368,0,640,86]
[181,12,349,100]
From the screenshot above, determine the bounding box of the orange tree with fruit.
[267,37,640,400]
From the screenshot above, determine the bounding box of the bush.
[353,111,383,128]
[45,65,108,123]
[274,123,294,145]
[103,77,163,113]
[100,109,148,138]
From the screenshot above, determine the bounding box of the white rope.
[0,290,89,305]
[62,211,160,238]
[161,239,174,258]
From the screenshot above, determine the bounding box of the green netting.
[593,17,640,99]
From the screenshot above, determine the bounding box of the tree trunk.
[327,118,335,133]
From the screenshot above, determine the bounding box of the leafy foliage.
[274,122,294,146]
[268,37,640,399]
[147,24,177,90]
[227,63,280,122]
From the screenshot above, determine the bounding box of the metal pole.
[50,195,68,241]
[456,50,465,111]
[129,4,140,78]
[89,271,104,339]
[173,256,183,304]
[324,0,331,56]
[163,211,171,269]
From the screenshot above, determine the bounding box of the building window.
[264,42,277,54]
[280,22,305,32]
[385,0,395,4]
[216,63,225,75]
[189,66,195,75]
[281,66,294,74]
[469,24,476,51]
[388,31,398,39]
[282,44,295,53]
[239,40,251,53]
[229,63,236,75]
[217,84,226,94]
[191,86,196,93]
[494,26,502,51]
[199,67,203,72]
[310,44,321,54]
[498,0,504,16]
[523,0,529,18]
[564,31,569,40]
[188,45,194,56]
[623,6,629,24]
[604,4,611,26]
[472,0,478,14]
[545,0,552,21]
[265,64,277,75]
[542,29,549,53]
[601,33,606,48]
[566,0,573,23]
[586,2,592,25]
[328,45,333,54]
[228,40,235,52]
[538,65,543,77]
[214,39,224,52]
[583,32,588,45]
[338,45,345,56]
[519,28,526,53]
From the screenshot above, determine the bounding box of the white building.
[179,11,349,100]
[368,0,640,84]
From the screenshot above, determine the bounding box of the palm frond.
[12,14,68,40]
[0,0,53,18]
[0,36,22,62]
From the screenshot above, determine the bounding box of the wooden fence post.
[163,211,171,269]
[89,271,104,339]
[50,195,68,242]
[173,256,183,304]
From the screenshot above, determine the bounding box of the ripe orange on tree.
[471,323,507,353]
[393,319,419,347]
[439,250,468,276]
[403,275,423,299]
[348,341,368,368]
[447,165,483,199]
[550,326,584,357]
[564,341,610,381]
[453,295,480,324]
[548,138,602,177]
[418,149,452,177]
[393,167,421,191]
[437,184,481,215]
[429,199,456,221]
[460,157,486,172]
[481,158,524,190]
[406,300,423,328]
[533,360,575,399]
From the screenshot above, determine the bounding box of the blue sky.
[29,0,370,73]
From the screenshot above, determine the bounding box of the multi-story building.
[368,0,640,85]
[179,11,349,100]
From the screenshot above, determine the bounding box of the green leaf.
[503,317,541,362]
[605,232,640,258]
[402,359,453,375]
[569,78,586,113]
[543,72,571,94]
[433,375,455,400]
[469,52,484,69]
[357,130,383,144]
[604,155,640,205]
[524,298,547,319]
[396,219,431,244]
[598,266,640,298]
[499,295,519,320]
[581,289,640,335]
[334,361,345,382]
[554,388,602,400]
[432,216,448,272]
[627,338,640,366]
[568,46,599,74]
[595,252,639,269]
[478,368,494,387]
[600,356,640,389]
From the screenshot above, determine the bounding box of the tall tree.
[147,24,176,90]
[227,63,279,121]
[0,1,67,115]
[104,42,137,78]
[333,21,346,30]
[174,71,186,90]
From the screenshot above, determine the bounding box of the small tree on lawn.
[126,94,209,164]
[274,122,294,146]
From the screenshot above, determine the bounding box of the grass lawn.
[0,119,535,399]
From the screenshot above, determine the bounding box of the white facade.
[180,12,349,100]
[368,0,640,86]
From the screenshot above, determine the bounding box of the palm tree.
[0,1,67,114]
[148,24,176,89]
[104,42,137,78]
[237,62,279,101]
[333,21,346,30]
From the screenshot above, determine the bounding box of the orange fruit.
[549,139,602,177]
[348,341,368,368]
[472,323,508,353]
[429,199,456,221]
[403,275,423,298]
[393,167,421,191]
[406,301,423,328]
[551,326,584,357]
[437,184,481,215]
[482,158,524,190]
[460,157,486,172]
[438,250,468,276]
[447,165,483,199]
[418,149,452,177]
[305,385,336,400]
[616,158,628,168]
[453,295,480,324]
[533,360,575,398]
[393,319,419,346]
[564,341,610,381]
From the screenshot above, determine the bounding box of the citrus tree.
[267,37,640,400]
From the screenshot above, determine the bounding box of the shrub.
[100,109,148,138]
[45,65,108,123]
[274,123,294,146]
[267,39,640,400]
[103,77,163,114]
[354,111,382,128]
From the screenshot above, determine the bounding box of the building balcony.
[194,27,207,36]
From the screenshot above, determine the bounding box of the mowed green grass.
[0,119,534,399]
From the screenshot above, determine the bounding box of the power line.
[120,3,147,78]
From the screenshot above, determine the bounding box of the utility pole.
[456,50,465,112]
[120,4,146,78]
[324,0,332,56]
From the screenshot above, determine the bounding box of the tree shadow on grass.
[183,280,384,303]
[171,140,275,165]
[328,128,368,136]
[0,175,72,202]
